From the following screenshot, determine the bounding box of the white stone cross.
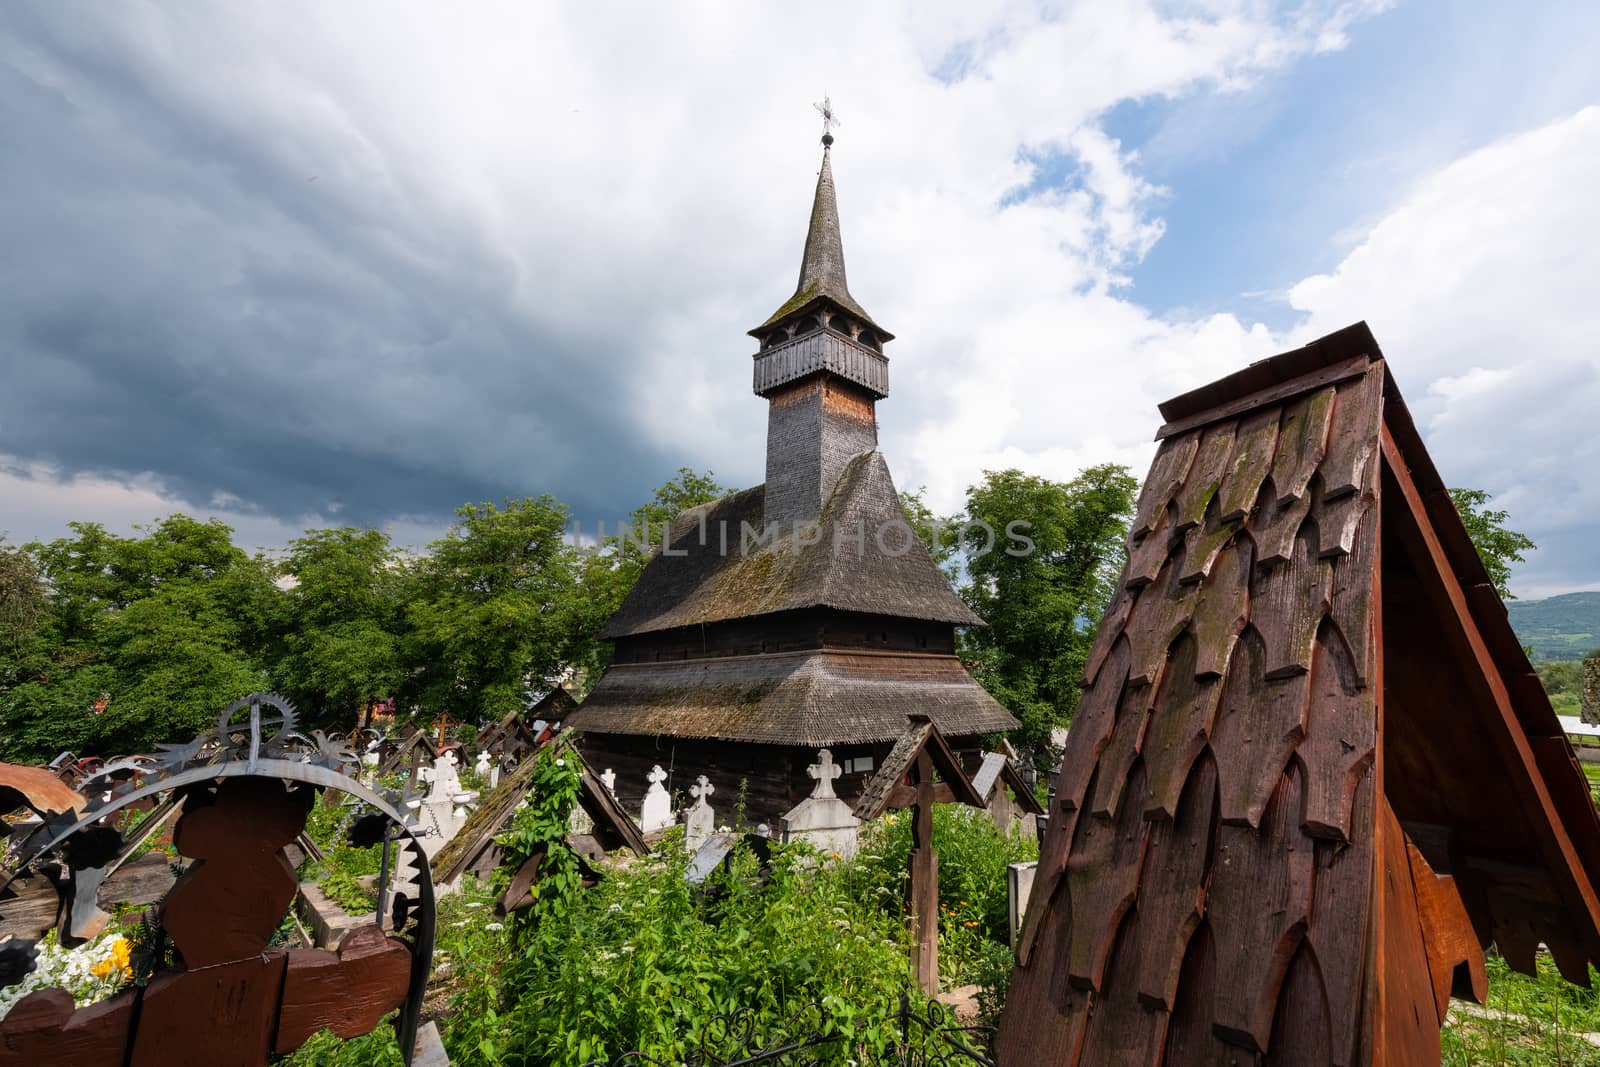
[601,768,617,794]
[474,751,492,781]
[684,775,716,852]
[807,749,843,800]
[427,749,462,804]
[690,775,714,805]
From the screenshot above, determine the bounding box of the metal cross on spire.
[814,95,839,145]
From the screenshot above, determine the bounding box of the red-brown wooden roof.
[998,322,1600,1063]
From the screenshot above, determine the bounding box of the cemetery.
[4,128,1600,1067]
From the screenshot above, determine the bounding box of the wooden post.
[909,750,938,995]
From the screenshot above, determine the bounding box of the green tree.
[406,497,585,724]
[1449,488,1536,599]
[0,517,277,760]
[898,487,962,578]
[0,541,45,652]
[955,464,1138,764]
[274,527,408,731]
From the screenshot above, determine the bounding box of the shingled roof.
[570,648,1017,746]
[600,450,981,639]
[998,322,1600,1063]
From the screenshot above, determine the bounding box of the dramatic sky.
[2,2,1598,597]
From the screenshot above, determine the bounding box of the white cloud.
[1286,106,1600,597]
[0,0,1383,548]
[0,456,444,555]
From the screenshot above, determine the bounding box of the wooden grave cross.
[853,718,985,996]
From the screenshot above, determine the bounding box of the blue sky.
[1,1,1598,597]
[1113,1,1600,331]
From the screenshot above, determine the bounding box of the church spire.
[750,111,891,343]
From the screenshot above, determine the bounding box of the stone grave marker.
[639,765,675,833]
[684,775,716,851]
[779,749,860,859]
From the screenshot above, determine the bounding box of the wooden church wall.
[611,610,955,665]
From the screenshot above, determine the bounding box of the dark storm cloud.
[0,8,693,531]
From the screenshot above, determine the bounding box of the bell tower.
[749,123,894,531]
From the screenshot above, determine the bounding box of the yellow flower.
[91,937,132,981]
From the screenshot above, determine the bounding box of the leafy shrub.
[318,867,376,915]
[443,843,917,1065]
[844,805,1037,985]
[435,737,927,1065]
[276,1023,405,1066]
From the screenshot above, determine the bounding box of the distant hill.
[1506,592,1600,662]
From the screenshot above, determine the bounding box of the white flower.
[608,903,622,912]
[484,922,504,932]
[555,758,566,767]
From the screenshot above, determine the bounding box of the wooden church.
[567,134,1018,822]
[996,323,1600,1064]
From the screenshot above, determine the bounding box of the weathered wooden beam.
[1381,427,1600,953]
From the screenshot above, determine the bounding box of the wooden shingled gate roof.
[854,716,986,820]
[431,746,648,886]
[997,322,1600,1065]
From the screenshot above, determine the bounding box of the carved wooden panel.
[1306,765,1376,1066]
[1134,755,1218,1009]
[1066,764,1152,990]
[1131,433,1201,541]
[1320,364,1383,501]
[1210,629,1310,829]
[1139,637,1223,821]
[1298,625,1377,842]
[1269,387,1335,506]
[1216,407,1279,523]
[1173,422,1238,533]
[1206,763,1316,1052]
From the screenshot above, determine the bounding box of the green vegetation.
[1510,593,1600,663]
[439,740,926,1066]
[282,742,1036,1066]
[0,471,725,763]
[843,805,1037,997]
[1442,952,1600,1066]
[902,465,1140,768]
[1537,660,1586,717]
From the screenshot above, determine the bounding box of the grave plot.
[855,715,988,996]
[0,693,438,1066]
[430,739,647,897]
